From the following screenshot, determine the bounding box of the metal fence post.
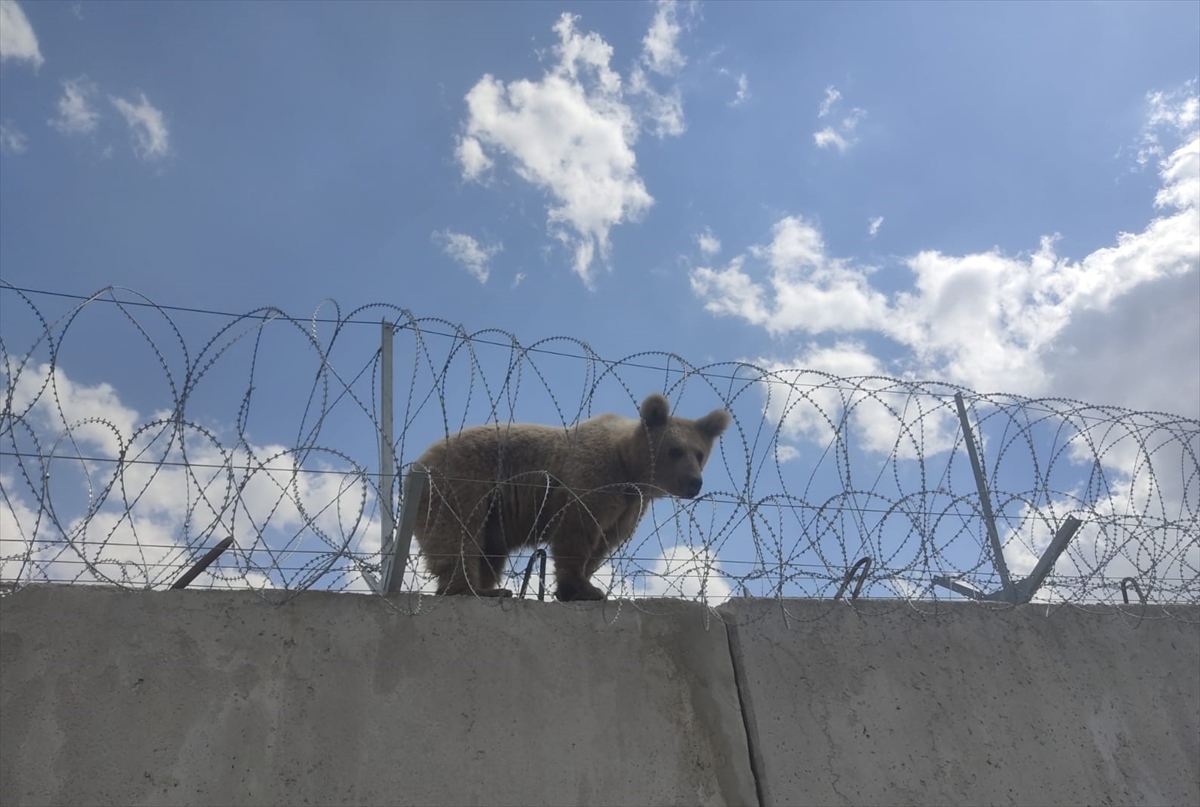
[953,391,1014,599]
[171,536,234,589]
[381,468,428,594]
[380,320,395,573]
[365,320,399,595]
[934,393,1084,604]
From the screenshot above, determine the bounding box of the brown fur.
[411,393,731,601]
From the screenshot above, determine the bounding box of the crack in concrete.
[725,622,767,807]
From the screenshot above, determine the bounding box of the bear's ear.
[696,408,732,439]
[639,393,671,428]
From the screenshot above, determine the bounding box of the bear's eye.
[668,447,684,460]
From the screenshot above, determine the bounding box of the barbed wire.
[1,282,1197,624]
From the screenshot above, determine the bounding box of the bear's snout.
[681,475,703,498]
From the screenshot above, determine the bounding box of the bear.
[410,392,731,602]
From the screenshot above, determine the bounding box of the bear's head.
[638,392,731,499]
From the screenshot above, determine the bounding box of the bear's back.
[418,421,568,472]
[415,412,639,488]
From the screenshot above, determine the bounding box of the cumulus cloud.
[1,361,385,592]
[1043,270,1199,419]
[757,342,886,448]
[455,135,493,182]
[702,119,1195,597]
[696,227,721,256]
[685,84,1200,519]
[868,216,883,238]
[773,443,800,463]
[432,229,502,284]
[110,92,169,160]
[0,121,27,154]
[1137,79,1198,167]
[0,0,42,70]
[593,543,732,604]
[641,0,687,76]
[457,14,653,287]
[48,76,100,135]
[692,124,1199,404]
[690,215,890,336]
[643,543,732,601]
[456,8,697,287]
[628,65,686,138]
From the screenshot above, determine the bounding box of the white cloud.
[868,216,883,238]
[716,67,750,107]
[642,0,686,76]
[1002,455,1199,606]
[459,9,700,287]
[48,76,100,135]
[690,215,890,336]
[457,13,654,288]
[644,543,732,602]
[1137,79,1198,166]
[0,473,41,581]
[511,271,527,289]
[773,443,800,463]
[0,0,42,70]
[455,135,493,182]
[1,361,387,592]
[692,125,1199,405]
[110,92,170,160]
[813,127,849,152]
[696,227,721,256]
[6,359,138,458]
[756,344,959,461]
[813,85,866,153]
[628,65,685,138]
[592,543,732,604]
[757,342,886,450]
[1043,270,1199,419]
[731,72,750,107]
[0,121,27,153]
[817,85,841,118]
[689,256,767,324]
[432,229,502,283]
[1154,131,1198,211]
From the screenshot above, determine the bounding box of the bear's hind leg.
[476,513,513,598]
[429,553,479,596]
[426,524,490,596]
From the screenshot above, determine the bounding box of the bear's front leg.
[568,498,644,600]
[551,529,606,602]
[554,576,605,602]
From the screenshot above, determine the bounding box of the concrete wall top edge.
[4,582,1197,626]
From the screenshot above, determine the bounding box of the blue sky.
[1,1,1197,601]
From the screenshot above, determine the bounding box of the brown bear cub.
[411,392,731,601]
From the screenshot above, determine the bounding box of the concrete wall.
[721,599,1200,807]
[1,587,1196,807]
